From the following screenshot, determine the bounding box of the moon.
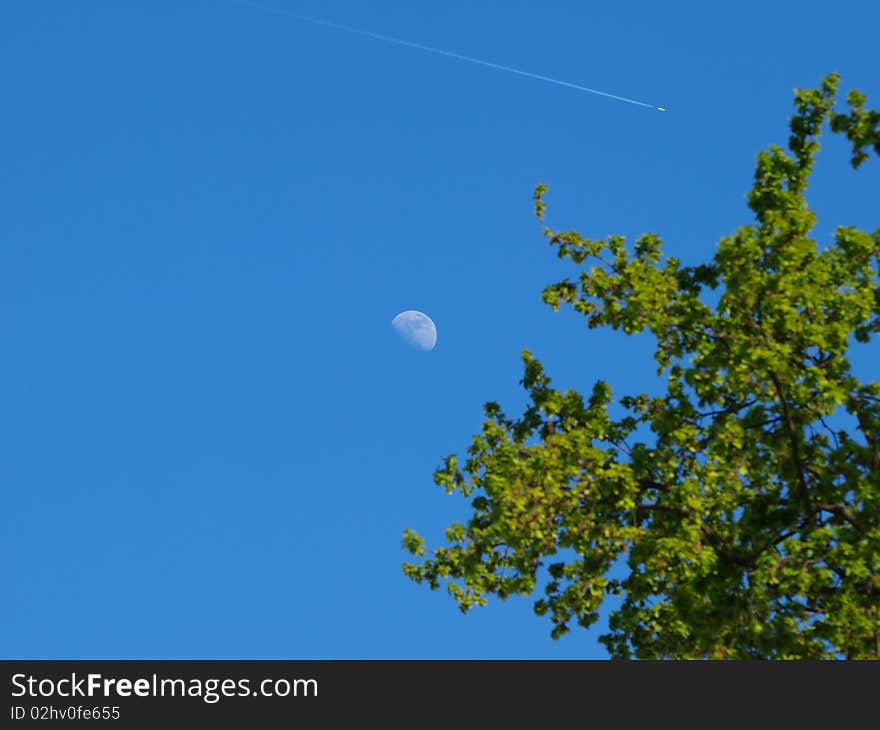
[391,310,437,351]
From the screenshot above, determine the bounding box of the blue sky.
[2,0,878,658]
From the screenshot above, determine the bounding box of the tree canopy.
[402,73,880,659]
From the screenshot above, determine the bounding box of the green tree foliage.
[402,74,880,659]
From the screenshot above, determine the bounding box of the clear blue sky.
[2,0,878,658]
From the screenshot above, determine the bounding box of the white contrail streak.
[232,1,666,111]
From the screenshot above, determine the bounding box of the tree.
[402,73,880,659]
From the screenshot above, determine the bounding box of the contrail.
[232,0,666,111]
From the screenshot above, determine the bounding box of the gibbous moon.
[391,310,437,351]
